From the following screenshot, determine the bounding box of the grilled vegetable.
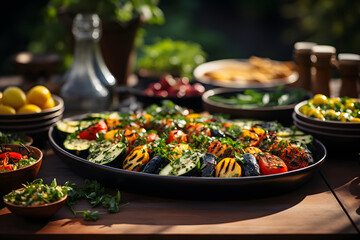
[56,120,93,134]
[159,151,201,176]
[87,141,126,166]
[241,153,260,176]
[78,120,108,140]
[207,141,233,159]
[63,135,94,153]
[215,158,242,178]
[122,145,150,171]
[184,122,211,142]
[244,146,262,155]
[142,155,170,174]
[166,129,187,144]
[256,152,288,175]
[200,152,217,177]
[237,127,265,147]
[169,143,192,161]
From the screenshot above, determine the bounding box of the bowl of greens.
[202,86,311,125]
[0,131,33,146]
[3,179,70,218]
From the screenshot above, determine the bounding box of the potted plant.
[136,38,207,81]
[45,0,164,85]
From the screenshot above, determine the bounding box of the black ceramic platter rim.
[48,114,327,200]
[294,100,360,129]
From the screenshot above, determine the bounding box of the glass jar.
[61,13,113,114]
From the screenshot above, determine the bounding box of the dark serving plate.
[202,87,311,125]
[48,115,327,200]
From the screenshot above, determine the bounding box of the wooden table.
[0,76,359,239]
[0,143,359,240]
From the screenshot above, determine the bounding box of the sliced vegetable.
[122,145,150,171]
[200,152,217,177]
[215,157,242,178]
[87,141,126,166]
[241,153,260,176]
[166,129,187,144]
[256,152,288,175]
[78,120,108,140]
[142,155,170,174]
[63,135,95,152]
[159,151,201,176]
[57,120,93,134]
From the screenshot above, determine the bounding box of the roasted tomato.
[149,119,174,133]
[183,122,211,142]
[256,152,288,175]
[207,140,233,159]
[122,145,150,172]
[166,129,187,144]
[78,120,108,140]
[277,144,311,170]
[146,132,159,143]
[215,158,242,178]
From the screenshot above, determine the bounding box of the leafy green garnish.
[66,179,125,221]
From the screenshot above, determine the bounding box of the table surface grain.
[0,145,359,240]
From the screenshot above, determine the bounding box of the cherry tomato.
[78,120,108,140]
[256,152,288,175]
[146,132,159,143]
[166,129,187,144]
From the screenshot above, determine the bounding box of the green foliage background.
[0,0,359,76]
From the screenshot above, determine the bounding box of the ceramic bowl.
[0,144,43,196]
[202,87,311,125]
[294,100,360,129]
[3,191,67,218]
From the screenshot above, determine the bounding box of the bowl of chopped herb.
[3,179,70,218]
[0,144,42,196]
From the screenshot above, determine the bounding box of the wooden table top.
[0,144,359,240]
[0,76,359,239]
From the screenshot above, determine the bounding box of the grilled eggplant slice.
[241,153,260,176]
[142,155,170,174]
[200,153,217,177]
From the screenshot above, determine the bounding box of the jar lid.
[338,53,360,62]
[294,42,317,51]
[311,45,336,54]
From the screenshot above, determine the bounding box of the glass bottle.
[61,13,112,114]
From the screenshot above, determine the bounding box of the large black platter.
[48,116,327,200]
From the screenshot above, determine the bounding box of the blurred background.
[0,0,359,77]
